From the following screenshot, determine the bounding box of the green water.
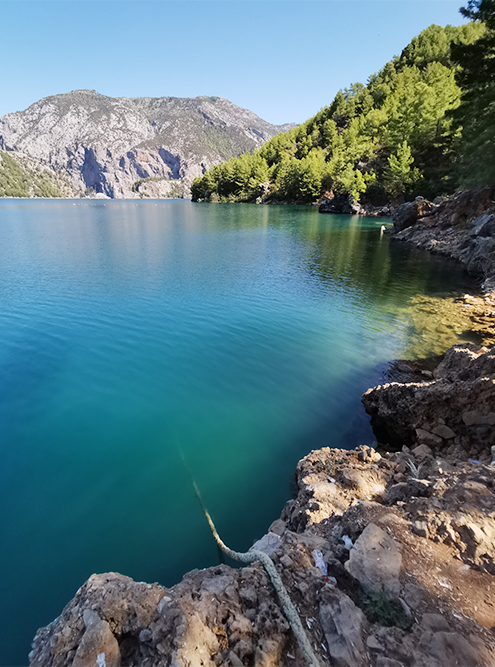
[0,200,476,664]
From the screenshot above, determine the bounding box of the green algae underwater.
[0,199,478,664]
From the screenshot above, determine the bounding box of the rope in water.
[190,478,322,667]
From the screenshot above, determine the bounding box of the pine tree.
[451,1,495,184]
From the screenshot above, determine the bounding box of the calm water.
[0,200,476,664]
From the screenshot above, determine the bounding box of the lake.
[0,199,476,664]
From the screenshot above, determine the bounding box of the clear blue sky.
[1,1,468,125]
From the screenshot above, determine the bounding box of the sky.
[0,0,469,126]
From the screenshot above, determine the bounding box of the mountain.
[0,90,295,198]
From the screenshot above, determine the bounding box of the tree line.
[192,3,493,205]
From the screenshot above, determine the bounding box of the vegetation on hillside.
[0,151,64,198]
[450,0,495,185]
[191,20,485,205]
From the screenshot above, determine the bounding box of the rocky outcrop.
[318,192,365,216]
[0,91,295,199]
[29,440,495,667]
[362,343,495,459]
[388,189,495,289]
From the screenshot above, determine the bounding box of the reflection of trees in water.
[192,204,480,357]
[299,215,476,307]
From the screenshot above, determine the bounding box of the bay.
[0,199,476,664]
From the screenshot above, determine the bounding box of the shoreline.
[28,192,495,667]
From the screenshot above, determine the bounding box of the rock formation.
[0,91,295,199]
[26,188,495,666]
[28,441,495,667]
[388,189,495,290]
[362,343,495,456]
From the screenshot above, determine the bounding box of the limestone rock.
[71,618,120,667]
[392,199,434,232]
[344,523,402,600]
[387,188,495,286]
[362,344,495,457]
[29,445,495,667]
[319,589,367,667]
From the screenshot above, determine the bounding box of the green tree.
[384,140,422,200]
[451,0,495,184]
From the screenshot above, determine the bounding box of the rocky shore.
[28,190,495,667]
[28,346,495,667]
[388,188,495,291]
[29,439,495,666]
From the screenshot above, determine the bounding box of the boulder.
[392,199,434,232]
[319,192,364,215]
[344,523,402,600]
[470,213,495,238]
[319,589,367,667]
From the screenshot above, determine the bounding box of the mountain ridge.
[0,90,295,198]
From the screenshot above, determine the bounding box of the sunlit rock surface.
[29,438,495,667]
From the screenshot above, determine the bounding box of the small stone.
[157,596,172,614]
[432,424,456,440]
[366,634,383,651]
[83,609,100,629]
[421,613,450,633]
[412,520,429,538]
[412,443,433,458]
[250,532,281,557]
[462,410,495,426]
[269,519,286,536]
[416,428,443,447]
[139,629,152,643]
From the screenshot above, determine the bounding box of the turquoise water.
[0,200,475,664]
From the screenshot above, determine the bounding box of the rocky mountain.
[0,90,295,198]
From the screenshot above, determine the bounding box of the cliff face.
[0,91,295,198]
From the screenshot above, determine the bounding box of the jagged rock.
[319,192,364,215]
[470,213,495,238]
[362,344,495,455]
[29,445,495,667]
[319,589,367,667]
[71,616,120,667]
[387,188,495,286]
[391,199,434,232]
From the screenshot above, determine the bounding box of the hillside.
[0,150,80,198]
[0,91,295,199]
[191,22,484,206]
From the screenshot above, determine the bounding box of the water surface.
[0,200,476,663]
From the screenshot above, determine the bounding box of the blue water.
[0,200,475,664]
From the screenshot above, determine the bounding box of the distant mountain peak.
[0,91,295,199]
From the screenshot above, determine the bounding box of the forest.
[191,1,495,206]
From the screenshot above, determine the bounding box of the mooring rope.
[189,475,322,667]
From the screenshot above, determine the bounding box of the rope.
[190,477,323,667]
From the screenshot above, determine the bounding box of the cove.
[0,199,477,664]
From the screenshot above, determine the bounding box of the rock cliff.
[0,91,295,199]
